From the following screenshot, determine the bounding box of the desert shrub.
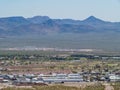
[1,87,34,90]
[33,85,79,90]
[111,82,120,90]
[2,84,105,90]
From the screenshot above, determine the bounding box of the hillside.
[0,16,120,52]
[0,16,120,36]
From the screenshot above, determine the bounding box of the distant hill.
[0,16,120,36]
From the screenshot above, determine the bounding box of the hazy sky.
[0,0,120,21]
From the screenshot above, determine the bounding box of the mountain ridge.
[0,15,120,36]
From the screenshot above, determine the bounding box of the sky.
[0,0,120,22]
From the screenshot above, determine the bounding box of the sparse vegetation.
[2,84,105,90]
[111,82,120,90]
[0,50,119,75]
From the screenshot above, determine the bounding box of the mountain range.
[0,16,120,36]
